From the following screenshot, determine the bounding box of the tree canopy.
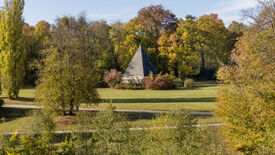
[35,15,100,115]
[216,1,275,153]
[0,0,25,100]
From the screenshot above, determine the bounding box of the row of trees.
[0,0,241,101]
[0,0,245,100]
[0,0,274,154]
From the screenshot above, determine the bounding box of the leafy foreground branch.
[1,105,230,155]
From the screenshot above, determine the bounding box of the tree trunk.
[68,99,75,115]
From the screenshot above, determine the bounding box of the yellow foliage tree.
[216,1,275,153]
[0,0,25,100]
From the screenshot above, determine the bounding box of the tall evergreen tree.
[0,0,25,100]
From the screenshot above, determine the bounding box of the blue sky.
[0,0,257,26]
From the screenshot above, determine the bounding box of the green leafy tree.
[36,15,100,115]
[216,1,275,154]
[89,20,115,71]
[22,21,51,85]
[22,24,38,85]
[227,21,246,51]
[196,14,232,70]
[158,18,201,78]
[0,0,26,100]
[34,20,51,41]
[110,21,125,70]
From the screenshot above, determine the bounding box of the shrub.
[115,83,145,90]
[1,110,57,154]
[174,78,183,88]
[104,69,123,88]
[184,78,195,88]
[72,104,133,154]
[144,72,176,90]
[143,111,228,154]
[0,99,3,110]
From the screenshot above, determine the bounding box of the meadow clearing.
[0,81,220,132]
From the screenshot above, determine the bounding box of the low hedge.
[115,83,145,90]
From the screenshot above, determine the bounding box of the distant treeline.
[20,5,245,86]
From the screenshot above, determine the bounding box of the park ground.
[0,81,221,132]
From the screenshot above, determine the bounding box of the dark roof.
[124,45,157,78]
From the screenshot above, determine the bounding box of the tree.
[216,1,275,154]
[34,20,51,41]
[196,14,232,70]
[0,0,25,100]
[22,24,38,85]
[89,20,115,71]
[36,15,100,115]
[158,18,201,78]
[121,5,178,71]
[228,21,246,50]
[110,21,125,70]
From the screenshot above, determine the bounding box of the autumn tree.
[35,20,51,41]
[109,21,125,70]
[158,17,201,78]
[227,21,246,51]
[23,21,50,85]
[89,20,115,71]
[196,14,232,71]
[121,5,178,71]
[0,0,25,100]
[216,1,275,154]
[22,24,38,85]
[36,15,100,115]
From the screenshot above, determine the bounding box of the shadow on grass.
[2,97,34,102]
[102,97,216,103]
[177,84,217,90]
[2,97,35,105]
[0,107,31,123]
[16,97,35,102]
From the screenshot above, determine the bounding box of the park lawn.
[0,107,222,133]
[2,81,218,112]
[90,82,218,112]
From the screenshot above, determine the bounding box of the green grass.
[0,81,219,132]
[1,81,218,112]
[92,82,218,112]
[0,108,33,132]
[0,107,221,132]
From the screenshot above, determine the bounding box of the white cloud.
[209,0,258,25]
[215,0,257,14]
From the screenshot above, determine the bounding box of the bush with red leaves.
[104,69,123,88]
[144,72,176,90]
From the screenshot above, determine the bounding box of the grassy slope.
[2,82,218,112]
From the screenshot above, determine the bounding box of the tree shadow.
[16,97,35,102]
[176,84,217,90]
[0,107,31,123]
[102,97,216,103]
